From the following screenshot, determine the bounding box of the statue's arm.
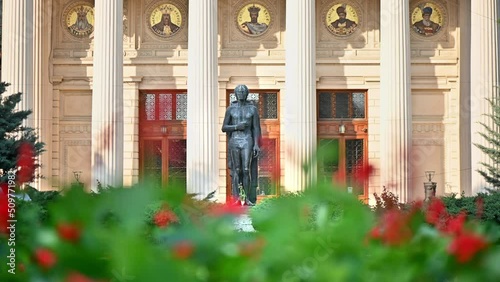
[252,106,262,148]
[221,109,235,132]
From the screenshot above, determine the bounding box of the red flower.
[239,237,266,258]
[443,212,467,236]
[353,163,375,182]
[34,248,57,269]
[57,222,81,242]
[209,199,247,217]
[370,210,412,246]
[369,226,382,240]
[0,183,8,194]
[408,200,424,213]
[154,208,179,228]
[65,272,103,282]
[172,240,195,259]
[448,232,488,263]
[17,142,36,184]
[426,198,448,225]
[0,192,9,234]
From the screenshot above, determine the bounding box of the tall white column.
[380,0,412,201]
[91,0,124,190]
[187,0,218,198]
[1,0,33,126]
[33,0,52,190]
[284,0,317,191]
[470,1,499,194]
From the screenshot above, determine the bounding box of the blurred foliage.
[1,181,500,281]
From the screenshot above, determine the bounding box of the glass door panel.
[257,138,278,196]
[345,139,364,196]
[318,139,340,183]
[318,138,366,197]
[143,139,162,188]
[167,139,186,187]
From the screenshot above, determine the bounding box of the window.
[318,91,366,119]
[141,92,187,121]
[229,92,279,120]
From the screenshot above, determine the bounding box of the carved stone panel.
[60,91,92,121]
[62,140,92,187]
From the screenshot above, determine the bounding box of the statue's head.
[234,84,249,101]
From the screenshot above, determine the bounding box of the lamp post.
[424,170,436,201]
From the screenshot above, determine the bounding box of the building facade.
[1,0,498,203]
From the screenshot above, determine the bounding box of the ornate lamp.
[425,170,435,182]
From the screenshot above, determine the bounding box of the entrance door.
[139,91,187,188]
[317,90,368,201]
[225,90,280,201]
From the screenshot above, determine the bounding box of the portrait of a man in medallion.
[149,3,182,38]
[65,4,94,38]
[237,4,271,36]
[326,4,359,36]
[411,3,443,36]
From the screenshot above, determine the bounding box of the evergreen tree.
[0,82,44,184]
[475,97,500,189]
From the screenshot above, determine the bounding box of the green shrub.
[2,183,500,281]
[441,190,500,224]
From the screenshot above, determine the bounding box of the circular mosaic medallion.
[148,3,182,38]
[411,2,444,37]
[63,2,94,38]
[236,3,271,37]
[325,3,359,37]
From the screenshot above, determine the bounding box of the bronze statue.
[222,85,261,205]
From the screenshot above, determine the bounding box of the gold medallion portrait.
[237,4,271,36]
[326,4,359,36]
[411,2,444,37]
[149,3,182,38]
[64,3,94,38]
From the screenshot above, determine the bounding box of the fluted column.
[284,0,317,191]
[187,0,218,198]
[470,1,499,194]
[91,0,124,190]
[33,0,52,190]
[380,0,412,201]
[1,0,34,126]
